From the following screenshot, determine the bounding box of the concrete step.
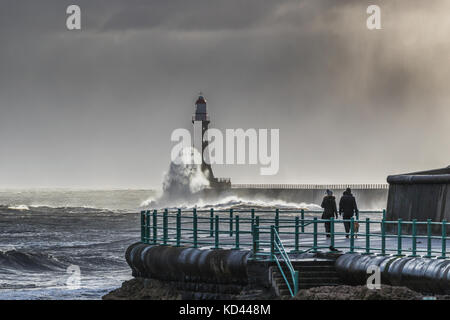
[272,259,341,298]
[292,259,336,266]
[297,271,338,278]
[296,265,336,272]
[273,273,339,282]
[299,283,342,290]
[298,277,342,284]
[273,274,341,286]
[272,268,340,279]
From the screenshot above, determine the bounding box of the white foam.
[8,205,30,211]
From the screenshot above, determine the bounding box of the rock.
[103,277,274,300]
[105,279,450,300]
[102,278,182,300]
[294,285,439,300]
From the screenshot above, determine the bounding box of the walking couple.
[321,188,359,238]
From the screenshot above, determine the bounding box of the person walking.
[339,187,359,238]
[321,189,338,238]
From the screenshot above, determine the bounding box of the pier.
[140,208,449,259]
[126,208,450,299]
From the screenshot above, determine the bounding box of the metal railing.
[270,225,299,297]
[140,208,449,260]
[231,184,389,190]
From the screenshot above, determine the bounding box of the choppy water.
[0,189,159,300]
[0,189,327,300]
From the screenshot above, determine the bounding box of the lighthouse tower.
[192,94,214,180]
[192,94,230,189]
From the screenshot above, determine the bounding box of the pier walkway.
[140,209,449,260]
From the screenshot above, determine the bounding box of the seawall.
[386,167,450,234]
[124,243,450,298]
[204,188,388,210]
[336,253,450,294]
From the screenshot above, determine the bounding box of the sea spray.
[147,147,210,207]
[163,147,210,195]
[140,147,324,210]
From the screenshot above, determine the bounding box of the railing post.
[176,209,181,247]
[275,209,279,232]
[349,217,355,253]
[439,220,447,259]
[312,217,318,253]
[163,209,168,245]
[229,209,233,237]
[152,209,158,244]
[294,271,299,296]
[425,219,433,258]
[382,209,386,221]
[140,211,145,243]
[253,216,260,254]
[396,219,403,256]
[214,215,220,249]
[294,216,299,253]
[270,226,275,262]
[145,210,151,244]
[301,209,305,233]
[193,208,198,248]
[410,219,418,257]
[330,217,335,248]
[380,219,386,256]
[256,216,260,253]
[210,208,214,237]
[250,209,255,234]
[364,218,370,255]
[234,215,240,250]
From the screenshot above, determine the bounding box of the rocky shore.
[103,278,182,300]
[103,278,449,300]
[294,285,447,300]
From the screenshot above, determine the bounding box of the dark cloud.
[0,0,449,188]
[99,0,280,32]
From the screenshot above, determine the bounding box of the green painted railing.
[139,208,449,260]
[270,225,299,297]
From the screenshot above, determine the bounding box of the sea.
[0,188,325,300]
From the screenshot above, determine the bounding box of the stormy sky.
[0,0,449,189]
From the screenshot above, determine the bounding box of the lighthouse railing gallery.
[140,209,449,260]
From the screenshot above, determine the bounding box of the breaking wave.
[162,147,209,194]
[0,250,66,272]
[141,194,321,212]
[145,147,210,208]
[7,205,29,211]
[139,147,324,211]
[0,205,120,215]
[190,195,322,211]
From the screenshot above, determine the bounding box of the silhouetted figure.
[321,189,338,238]
[339,188,359,237]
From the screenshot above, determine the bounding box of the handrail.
[231,183,388,190]
[270,225,299,297]
[140,208,449,260]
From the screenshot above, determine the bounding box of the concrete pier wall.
[386,166,450,234]
[204,188,388,210]
[336,253,450,294]
[126,242,250,285]
[126,243,450,297]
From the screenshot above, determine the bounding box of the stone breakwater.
[110,242,450,300]
[103,279,449,300]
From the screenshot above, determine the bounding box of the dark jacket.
[321,195,338,219]
[339,193,358,217]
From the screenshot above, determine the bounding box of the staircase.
[271,259,343,298]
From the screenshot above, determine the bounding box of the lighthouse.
[192,94,214,180]
[192,94,230,189]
